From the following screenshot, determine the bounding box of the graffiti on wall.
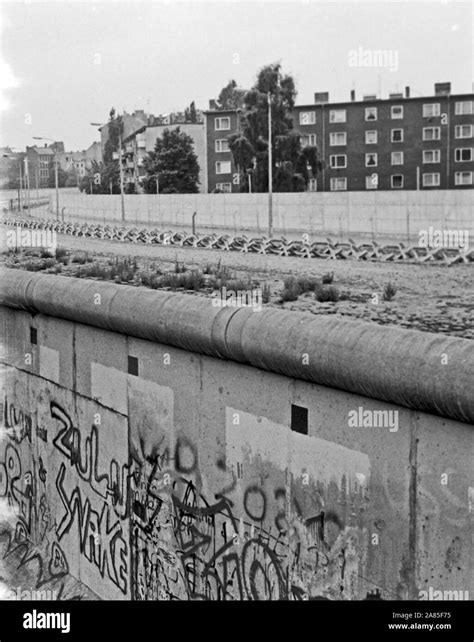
[0,380,129,600]
[1,371,371,601]
[129,407,370,601]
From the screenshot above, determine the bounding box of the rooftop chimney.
[405,86,410,98]
[350,89,356,102]
[434,82,451,96]
[314,92,329,104]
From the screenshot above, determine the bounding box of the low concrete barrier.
[1,268,472,601]
[2,269,473,424]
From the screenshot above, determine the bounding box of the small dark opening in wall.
[128,356,139,376]
[291,404,308,435]
[30,327,37,345]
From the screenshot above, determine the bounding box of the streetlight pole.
[267,91,273,238]
[33,136,59,218]
[118,128,125,225]
[18,158,23,211]
[25,157,31,213]
[91,121,126,225]
[3,154,24,210]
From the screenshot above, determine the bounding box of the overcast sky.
[1,0,472,151]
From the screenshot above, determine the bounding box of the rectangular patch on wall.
[225,407,370,488]
[39,346,60,383]
[91,363,128,414]
[128,377,174,463]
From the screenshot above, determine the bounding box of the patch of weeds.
[71,252,92,264]
[73,262,110,279]
[262,283,271,304]
[40,249,54,258]
[280,285,300,302]
[23,258,56,272]
[174,260,186,273]
[55,247,68,260]
[383,282,397,301]
[107,257,138,282]
[315,285,340,302]
[322,271,334,284]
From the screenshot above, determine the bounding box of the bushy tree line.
[226,63,323,192]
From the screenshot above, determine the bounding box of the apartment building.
[25,145,56,188]
[205,83,473,192]
[120,121,207,192]
[204,109,240,193]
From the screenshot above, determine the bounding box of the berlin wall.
[52,190,474,240]
[1,269,473,601]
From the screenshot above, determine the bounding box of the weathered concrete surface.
[48,190,474,240]
[1,269,473,424]
[0,276,472,601]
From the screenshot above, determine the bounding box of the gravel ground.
[3,232,472,339]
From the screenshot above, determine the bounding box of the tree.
[142,127,200,194]
[103,107,123,164]
[217,80,246,110]
[47,165,68,188]
[79,160,120,194]
[228,63,322,192]
[81,108,124,194]
[185,101,198,123]
[65,167,79,188]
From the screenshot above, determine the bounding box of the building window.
[391,151,404,165]
[330,109,346,123]
[423,149,440,163]
[422,173,440,187]
[366,174,378,189]
[299,111,316,125]
[308,178,317,191]
[330,132,347,146]
[330,154,347,168]
[455,171,473,185]
[391,174,404,188]
[365,107,377,121]
[365,130,377,144]
[215,117,230,131]
[216,160,231,174]
[301,134,316,147]
[423,127,441,141]
[215,139,229,153]
[455,148,473,162]
[391,105,404,119]
[216,182,232,192]
[391,129,404,142]
[455,125,473,139]
[455,101,474,115]
[423,103,440,117]
[330,177,347,191]
[365,153,377,167]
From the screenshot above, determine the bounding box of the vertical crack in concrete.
[407,415,419,599]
